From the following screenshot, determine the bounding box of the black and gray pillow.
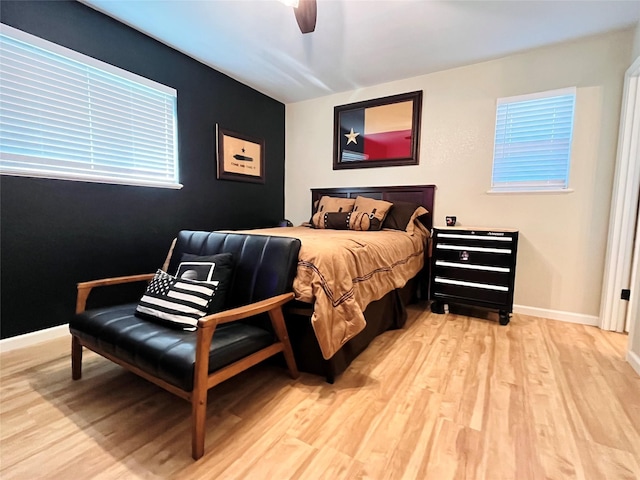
[136,269,218,330]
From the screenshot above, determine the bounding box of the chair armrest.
[76,273,155,314]
[197,292,295,329]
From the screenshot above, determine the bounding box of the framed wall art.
[216,126,265,183]
[333,90,423,170]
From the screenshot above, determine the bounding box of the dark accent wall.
[0,1,286,338]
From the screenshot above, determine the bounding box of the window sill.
[1,171,184,190]
[486,188,574,195]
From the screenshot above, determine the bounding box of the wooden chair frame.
[72,274,299,460]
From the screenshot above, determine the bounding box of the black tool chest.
[430,227,519,325]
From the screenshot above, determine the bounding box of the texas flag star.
[345,127,360,145]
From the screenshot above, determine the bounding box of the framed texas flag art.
[333,91,422,170]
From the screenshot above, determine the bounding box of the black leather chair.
[70,231,301,460]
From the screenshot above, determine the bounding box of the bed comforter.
[234,219,429,359]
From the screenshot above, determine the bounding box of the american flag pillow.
[136,270,218,330]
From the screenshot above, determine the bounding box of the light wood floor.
[1,305,639,479]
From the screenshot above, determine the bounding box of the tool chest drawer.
[430,227,518,325]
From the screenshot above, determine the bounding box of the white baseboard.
[0,324,69,353]
[627,350,640,377]
[513,304,599,326]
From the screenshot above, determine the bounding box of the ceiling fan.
[282,0,317,34]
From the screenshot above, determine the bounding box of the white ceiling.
[80,0,640,104]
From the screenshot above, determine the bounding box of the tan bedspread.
[233,222,430,359]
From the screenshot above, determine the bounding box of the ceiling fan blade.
[294,0,317,34]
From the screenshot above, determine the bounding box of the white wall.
[285,29,634,319]
[633,21,640,60]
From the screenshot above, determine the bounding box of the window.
[491,87,576,193]
[0,25,181,189]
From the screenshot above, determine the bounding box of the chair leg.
[71,336,83,380]
[191,324,216,460]
[191,386,208,460]
[269,308,299,379]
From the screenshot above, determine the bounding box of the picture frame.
[333,90,423,170]
[216,126,265,183]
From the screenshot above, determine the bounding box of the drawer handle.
[435,260,510,273]
[437,245,512,254]
[434,277,509,292]
[438,233,512,242]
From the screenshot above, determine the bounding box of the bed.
[236,185,435,382]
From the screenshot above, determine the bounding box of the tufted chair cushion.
[72,303,273,391]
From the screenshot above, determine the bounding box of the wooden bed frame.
[311,184,436,231]
[285,184,436,383]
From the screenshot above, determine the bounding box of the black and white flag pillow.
[136,270,218,330]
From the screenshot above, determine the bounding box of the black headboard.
[311,185,436,231]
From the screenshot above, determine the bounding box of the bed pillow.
[347,211,377,231]
[383,201,429,231]
[315,196,356,214]
[312,211,350,230]
[178,253,234,313]
[135,269,218,330]
[352,196,393,231]
[311,211,384,231]
[404,206,430,235]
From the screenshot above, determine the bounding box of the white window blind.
[0,25,181,189]
[491,87,576,193]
